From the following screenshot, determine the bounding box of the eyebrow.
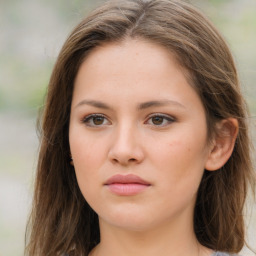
[75,99,186,110]
[75,100,111,109]
[137,100,185,110]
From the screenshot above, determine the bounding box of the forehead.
[82,38,183,75]
[72,39,203,111]
[74,39,189,89]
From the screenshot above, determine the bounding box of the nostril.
[111,157,137,165]
[112,158,119,163]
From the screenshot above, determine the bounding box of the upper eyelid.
[82,113,108,121]
[81,114,111,127]
[146,113,175,120]
[145,113,176,126]
[80,113,176,124]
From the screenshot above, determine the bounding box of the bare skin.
[69,39,238,256]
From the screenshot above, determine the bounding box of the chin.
[107,219,156,232]
[99,207,161,232]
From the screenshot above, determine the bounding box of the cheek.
[159,138,206,203]
[150,133,208,182]
[156,137,202,163]
[71,141,104,208]
[167,139,192,155]
[69,132,107,195]
[70,133,105,169]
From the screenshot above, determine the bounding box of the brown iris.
[152,116,164,125]
[93,116,105,125]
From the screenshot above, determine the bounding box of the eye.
[82,114,110,127]
[146,114,175,127]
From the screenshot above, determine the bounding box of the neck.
[90,216,212,256]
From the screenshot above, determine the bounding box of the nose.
[108,124,145,166]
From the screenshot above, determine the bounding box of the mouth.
[104,174,151,196]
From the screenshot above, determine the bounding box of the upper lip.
[104,174,151,185]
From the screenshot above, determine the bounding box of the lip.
[104,174,151,196]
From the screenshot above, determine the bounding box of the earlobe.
[205,118,239,171]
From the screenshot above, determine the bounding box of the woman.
[25,0,255,255]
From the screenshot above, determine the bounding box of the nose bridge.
[108,119,144,165]
[116,120,135,146]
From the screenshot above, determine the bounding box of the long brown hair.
[25,0,255,255]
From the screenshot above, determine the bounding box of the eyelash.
[81,113,175,127]
[145,113,175,127]
[81,114,110,127]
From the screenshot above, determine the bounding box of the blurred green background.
[0,0,255,255]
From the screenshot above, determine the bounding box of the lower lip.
[106,183,150,196]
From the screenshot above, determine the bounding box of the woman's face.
[69,39,212,232]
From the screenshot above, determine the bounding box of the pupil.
[152,116,163,125]
[93,116,104,125]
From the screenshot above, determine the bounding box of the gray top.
[67,252,238,256]
[64,252,239,256]
[64,251,239,256]
[213,252,239,256]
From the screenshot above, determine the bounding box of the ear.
[205,118,239,171]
